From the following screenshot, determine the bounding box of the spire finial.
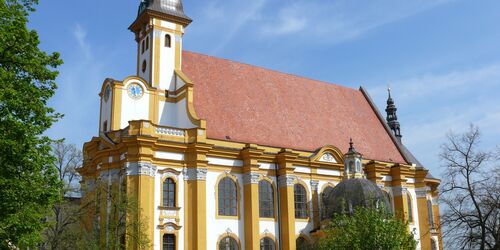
[385,87,402,142]
[349,138,354,150]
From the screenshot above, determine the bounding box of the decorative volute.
[344,139,364,179]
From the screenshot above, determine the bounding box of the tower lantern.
[129,0,192,90]
[344,139,364,179]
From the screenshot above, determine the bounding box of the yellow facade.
[79,2,443,249]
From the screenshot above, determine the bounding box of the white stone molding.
[278,175,296,188]
[392,186,408,197]
[125,162,157,177]
[415,187,431,198]
[310,180,319,192]
[319,153,337,163]
[183,168,208,181]
[243,172,261,185]
[156,127,185,137]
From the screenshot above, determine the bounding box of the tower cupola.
[137,0,192,24]
[385,88,402,142]
[344,139,364,179]
[129,0,191,90]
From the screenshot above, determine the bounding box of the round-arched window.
[219,236,238,250]
[260,237,275,250]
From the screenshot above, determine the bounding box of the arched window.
[165,34,171,48]
[259,180,274,218]
[260,237,275,250]
[163,234,175,250]
[219,236,238,250]
[294,184,308,219]
[296,236,308,250]
[218,177,237,216]
[428,200,435,228]
[163,178,176,207]
[141,39,145,54]
[407,193,413,223]
[145,35,149,50]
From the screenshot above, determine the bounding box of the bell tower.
[129,0,192,91]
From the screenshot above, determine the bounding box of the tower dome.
[322,178,390,220]
[138,0,192,22]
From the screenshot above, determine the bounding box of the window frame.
[260,236,276,250]
[407,192,414,223]
[217,234,240,250]
[162,233,176,250]
[162,177,176,208]
[165,34,172,48]
[294,183,309,219]
[427,199,435,228]
[216,175,239,219]
[258,180,275,219]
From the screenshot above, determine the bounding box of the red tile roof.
[182,51,406,164]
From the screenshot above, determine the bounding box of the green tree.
[0,0,63,248]
[314,207,417,250]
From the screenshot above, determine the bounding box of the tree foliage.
[440,125,500,250]
[40,141,82,250]
[78,179,151,250]
[314,207,417,250]
[0,0,63,247]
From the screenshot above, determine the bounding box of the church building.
[79,1,443,249]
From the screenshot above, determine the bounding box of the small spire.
[347,138,359,155]
[385,87,402,142]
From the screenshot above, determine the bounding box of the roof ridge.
[183,50,361,93]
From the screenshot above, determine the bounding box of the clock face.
[127,83,143,99]
[104,85,111,102]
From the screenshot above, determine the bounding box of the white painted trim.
[293,166,311,174]
[258,162,276,170]
[317,168,341,176]
[155,151,185,161]
[381,175,393,181]
[207,157,243,167]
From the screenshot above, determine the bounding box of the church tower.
[129,0,192,90]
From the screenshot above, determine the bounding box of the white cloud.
[46,24,105,143]
[261,3,308,36]
[73,24,91,60]
[258,0,453,44]
[207,0,267,54]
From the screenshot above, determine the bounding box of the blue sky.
[29,0,500,176]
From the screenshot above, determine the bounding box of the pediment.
[310,145,343,164]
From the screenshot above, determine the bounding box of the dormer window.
[165,34,171,48]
